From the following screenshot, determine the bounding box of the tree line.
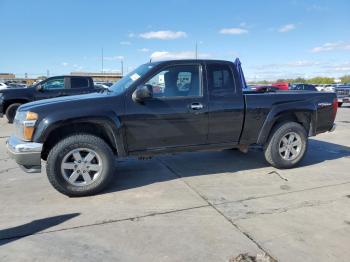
[249,75,350,85]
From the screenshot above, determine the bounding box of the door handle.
[190,102,204,110]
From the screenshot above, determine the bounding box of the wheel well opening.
[41,122,117,160]
[271,112,311,137]
[4,99,29,112]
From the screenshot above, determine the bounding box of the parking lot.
[0,106,349,261]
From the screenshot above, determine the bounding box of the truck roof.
[149,59,234,65]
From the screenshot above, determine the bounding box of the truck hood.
[19,92,112,112]
[0,87,31,94]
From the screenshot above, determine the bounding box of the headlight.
[14,111,39,141]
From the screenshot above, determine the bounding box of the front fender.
[33,110,127,156]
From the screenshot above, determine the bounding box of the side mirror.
[132,85,153,103]
[36,84,43,92]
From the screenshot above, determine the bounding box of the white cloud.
[253,60,322,70]
[73,64,83,71]
[321,61,350,72]
[150,51,211,61]
[307,4,328,11]
[104,56,124,61]
[120,41,131,45]
[139,30,187,40]
[278,24,296,33]
[246,60,350,80]
[61,62,69,67]
[286,60,321,67]
[311,42,350,53]
[128,33,135,38]
[219,28,248,35]
[138,48,150,52]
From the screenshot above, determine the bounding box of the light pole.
[195,41,198,59]
[101,48,104,74]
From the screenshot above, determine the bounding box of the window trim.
[142,63,204,100]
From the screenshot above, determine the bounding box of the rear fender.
[256,100,317,145]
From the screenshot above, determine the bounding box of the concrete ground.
[0,107,349,262]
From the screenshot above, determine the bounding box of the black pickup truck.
[7,59,337,196]
[0,75,98,123]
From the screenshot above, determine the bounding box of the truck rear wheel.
[46,134,115,197]
[6,103,21,123]
[264,122,308,169]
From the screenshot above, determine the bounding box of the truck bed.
[240,90,337,145]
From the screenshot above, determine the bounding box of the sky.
[1,0,349,81]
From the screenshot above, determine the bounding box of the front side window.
[110,63,155,94]
[42,77,65,90]
[145,65,201,98]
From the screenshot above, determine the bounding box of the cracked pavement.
[0,107,350,261]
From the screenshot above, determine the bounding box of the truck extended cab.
[6,59,338,196]
[0,75,98,123]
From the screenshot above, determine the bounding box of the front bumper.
[6,135,43,173]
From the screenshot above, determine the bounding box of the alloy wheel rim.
[61,148,102,186]
[278,132,302,161]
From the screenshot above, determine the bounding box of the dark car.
[0,75,99,123]
[7,59,337,196]
[290,84,318,91]
[334,85,350,107]
[253,85,280,92]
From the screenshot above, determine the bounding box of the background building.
[0,73,16,80]
[70,72,122,83]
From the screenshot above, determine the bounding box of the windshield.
[110,63,155,94]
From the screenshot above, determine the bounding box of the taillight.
[332,98,338,120]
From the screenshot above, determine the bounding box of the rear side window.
[207,64,235,96]
[71,77,89,89]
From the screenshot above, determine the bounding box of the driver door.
[123,63,208,152]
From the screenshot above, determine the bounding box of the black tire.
[46,134,115,197]
[5,103,21,123]
[338,102,343,107]
[264,122,308,169]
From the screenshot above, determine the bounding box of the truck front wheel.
[6,103,21,123]
[46,134,115,197]
[264,122,308,169]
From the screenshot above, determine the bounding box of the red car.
[272,82,289,90]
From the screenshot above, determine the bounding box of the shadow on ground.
[0,213,80,246]
[104,139,350,193]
